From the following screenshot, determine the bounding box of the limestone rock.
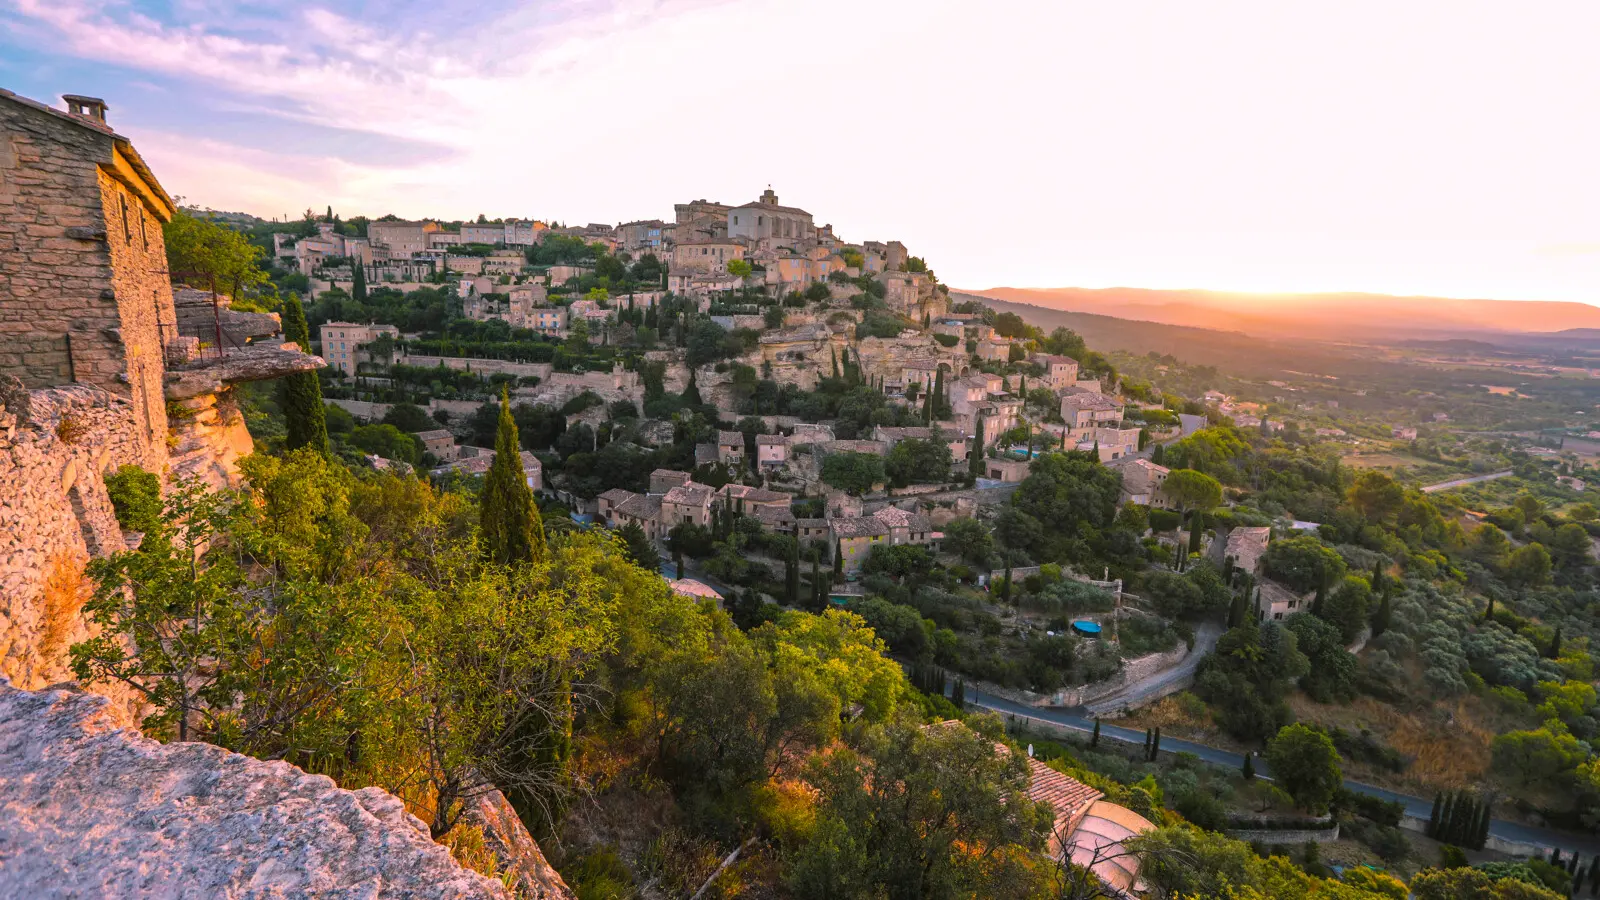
[0,678,510,899]
[463,788,576,900]
[165,344,325,400]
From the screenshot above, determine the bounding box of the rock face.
[463,788,576,900]
[0,678,510,899]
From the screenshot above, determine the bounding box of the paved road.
[1421,470,1514,494]
[1083,621,1222,716]
[966,688,1600,855]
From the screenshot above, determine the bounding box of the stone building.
[0,89,320,695]
[0,90,179,470]
[1031,354,1080,390]
[1060,391,1125,436]
[670,239,746,274]
[319,322,399,375]
[460,223,503,245]
[727,188,814,249]
[368,220,436,257]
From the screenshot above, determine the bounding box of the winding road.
[965,687,1600,856]
[1082,622,1222,716]
[1420,470,1514,494]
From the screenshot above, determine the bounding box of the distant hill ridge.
[960,286,1600,339]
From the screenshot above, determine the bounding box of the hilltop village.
[269,192,1167,582]
[8,86,1600,900]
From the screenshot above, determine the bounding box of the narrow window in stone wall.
[120,194,132,243]
[139,210,148,250]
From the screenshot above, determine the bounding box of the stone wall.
[0,378,147,695]
[0,94,173,474]
[398,352,551,380]
[1226,820,1340,845]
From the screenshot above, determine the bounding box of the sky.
[4,0,1600,303]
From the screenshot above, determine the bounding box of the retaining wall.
[0,379,145,694]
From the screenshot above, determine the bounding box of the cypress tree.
[1428,793,1443,838]
[1485,595,1495,621]
[1242,753,1255,780]
[1143,728,1152,758]
[1091,718,1101,748]
[480,388,545,565]
[1438,793,1455,843]
[681,368,702,407]
[969,416,986,479]
[1151,727,1161,760]
[830,347,840,379]
[351,260,367,303]
[952,679,966,709]
[786,537,800,606]
[833,539,843,581]
[1151,442,1165,465]
[931,368,945,420]
[810,550,823,612]
[1188,512,1204,554]
[1586,856,1599,896]
[279,294,329,455]
[1550,626,1562,659]
[1371,589,1392,637]
[1228,591,1246,628]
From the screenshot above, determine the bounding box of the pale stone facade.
[319,322,399,375]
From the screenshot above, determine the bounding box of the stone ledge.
[164,345,324,400]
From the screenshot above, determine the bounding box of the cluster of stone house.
[596,468,941,573]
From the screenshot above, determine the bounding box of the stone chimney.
[62,94,108,124]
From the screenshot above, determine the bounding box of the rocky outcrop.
[164,343,324,400]
[0,678,510,898]
[464,788,576,900]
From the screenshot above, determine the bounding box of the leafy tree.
[726,258,753,280]
[348,423,420,464]
[1319,575,1373,643]
[1284,613,1358,702]
[1195,622,1309,743]
[788,717,1050,900]
[886,436,953,487]
[1265,723,1342,813]
[1263,536,1347,594]
[1347,470,1405,523]
[1006,451,1122,562]
[1490,725,1587,789]
[1505,543,1552,590]
[1410,867,1566,900]
[480,390,545,565]
[71,478,243,741]
[822,451,886,496]
[1144,569,1225,620]
[941,517,993,567]
[376,403,428,435]
[279,294,328,454]
[164,210,270,297]
[401,537,615,837]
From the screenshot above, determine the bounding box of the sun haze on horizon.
[3,0,1597,305]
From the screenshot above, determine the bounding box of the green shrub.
[104,465,162,533]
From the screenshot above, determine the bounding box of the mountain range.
[958,287,1600,341]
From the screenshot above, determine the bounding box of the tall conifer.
[279,294,329,455]
[480,388,545,565]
